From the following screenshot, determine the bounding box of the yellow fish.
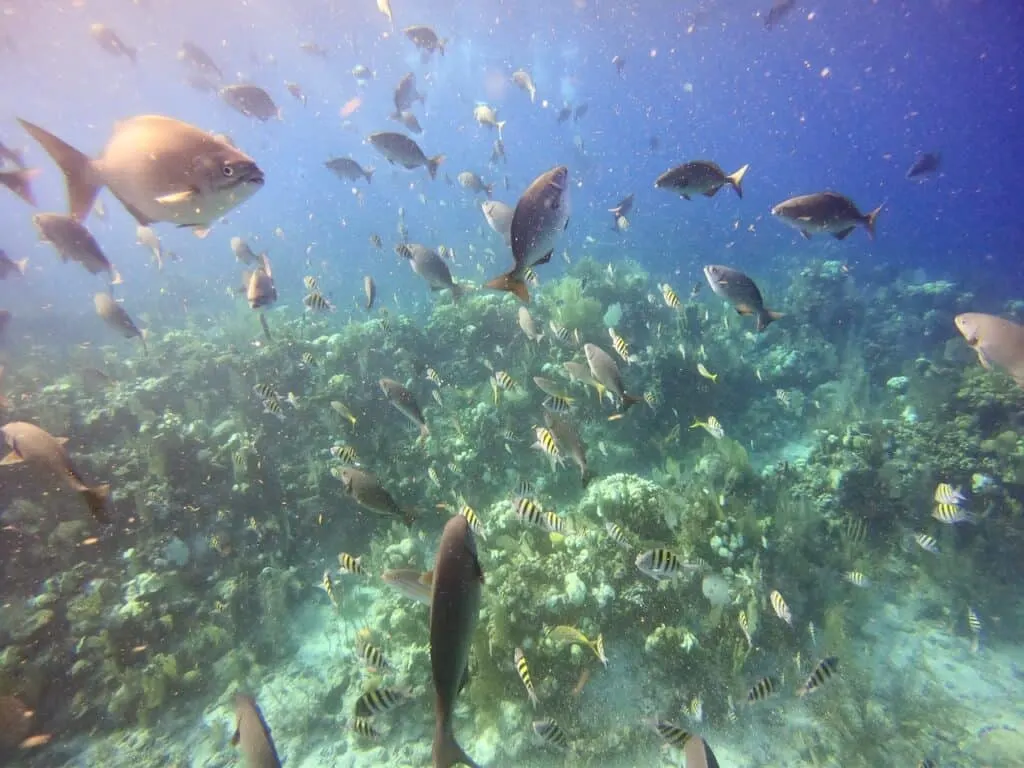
[690,416,724,439]
[330,401,357,425]
[546,625,608,668]
[697,362,718,382]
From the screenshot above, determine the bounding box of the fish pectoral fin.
[975,348,993,370]
[536,250,554,266]
[0,450,24,465]
[735,304,754,316]
[833,227,855,240]
[155,187,200,205]
[109,191,155,226]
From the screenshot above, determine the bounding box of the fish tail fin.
[364,167,374,184]
[756,309,785,332]
[728,163,750,198]
[485,273,530,303]
[434,726,480,768]
[865,204,884,239]
[82,483,111,523]
[426,154,445,180]
[14,258,28,275]
[1,167,39,206]
[18,118,99,220]
[621,393,643,412]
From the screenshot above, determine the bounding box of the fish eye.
[222,164,235,177]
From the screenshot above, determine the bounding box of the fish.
[797,656,839,696]
[513,496,547,528]
[655,161,749,199]
[395,243,464,301]
[584,343,643,410]
[473,104,505,137]
[359,640,389,671]
[612,55,625,75]
[770,590,793,625]
[0,140,26,168]
[220,85,280,121]
[368,132,444,179]
[932,503,974,524]
[542,395,572,414]
[329,444,357,463]
[352,65,375,83]
[696,363,718,383]
[771,192,883,240]
[573,103,589,121]
[486,166,571,302]
[303,291,334,312]
[555,105,573,123]
[546,626,608,667]
[609,193,634,223]
[764,0,796,28]
[650,719,692,750]
[376,0,393,26]
[430,515,483,768]
[605,522,631,549]
[18,115,263,233]
[954,312,1024,389]
[608,327,631,363]
[381,568,433,604]
[319,570,340,610]
[404,25,446,56]
[660,283,681,309]
[363,276,377,311]
[548,321,571,343]
[636,548,691,581]
[906,151,941,180]
[512,478,534,497]
[531,719,568,751]
[458,504,487,541]
[94,293,146,352]
[303,276,319,292]
[748,675,779,702]
[703,264,784,332]
[393,72,425,113]
[89,23,137,63]
[513,648,539,707]
[0,167,38,206]
[426,368,444,386]
[389,110,423,134]
[517,307,544,342]
[351,717,379,739]
[844,571,870,587]
[934,482,966,506]
[338,552,367,576]
[0,251,28,280]
[490,138,507,166]
[33,214,121,283]
[178,41,223,79]
[325,157,374,184]
[690,416,724,439]
[354,686,410,717]
[643,391,657,409]
[380,378,429,440]
[136,225,164,269]
[914,532,940,554]
[532,426,564,471]
[544,410,594,487]
[335,467,415,526]
[1,421,111,522]
[493,371,516,391]
[231,694,281,768]
[244,254,277,309]
[231,237,261,265]
[458,171,493,198]
[370,233,383,249]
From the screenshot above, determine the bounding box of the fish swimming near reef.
[379,377,430,439]
[381,568,433,604]
[0,421,110,523]
[336,466,416,526]
[430,515,484,768]
[584,343,643,411]
[33,213,122,284]
[18,115,263,235]
[231,693,282,768]
[771,191,882,240]
[486,165,571,303]
[244,254,277,309]
[654,161,749,200]
[703,264,783,332]
[94,293,146,352]
[954,312,1024,389]
[395,243,464,301]
[481,200,514,245]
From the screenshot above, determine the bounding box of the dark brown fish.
[609,193,633,219]
[703,264,783,332]
[380,377,429,439]
[655,161,749,199]
[430,515,483,768]
[0,421,111,522]
[325,157,374,184]
[771,191,882,240]
[764,0,796,28]
[368,132,444,180]
[94,293,147,352]
[395,243,463,301]
[393,72,425,113]
[220,85,280,121]
[33,213,121,283]
[231,694,281,768]
[178,41,223,79]
[336,467,415,526]
[404,25,446,56]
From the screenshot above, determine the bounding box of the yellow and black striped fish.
[304,290,334,312]
[514,496,545,527]
[747,675,779,702]
[494,371,516,390]
[914,532,940,554]
[351,716,379,739]
[330,444,357,463]
[660,283,681,309]
[533,718,569,750]
[770,589,792,625]
[301,352,316,367]
[967,606,982,640]
[524,267,540,287]
[320,570,339,611]
[459,504,487,541]
[844,571,869,587]
[533,426,562,468]
[359,640,389,670]
[635,548,683,580]
[932,502,973,524]
[933,482,966,506]
[607,327,631,363]
[338,552,367,576]
[797,656,838,696]
[262,396,284,418]
[651,719,691,749]
[426,367,443,385]
[514,647,539,708]
[548,320,570,342]
[354,686,409,717]
[428,466,441,486]
[253,382,278,401]
[542,395,572,414]
[604,521,630,549]
[542,510,565,534]
[303,275,319,291]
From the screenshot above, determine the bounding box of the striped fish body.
[542,395,572,414]
[605,521,630,549]
[934,482,966,506]
[304,290,335,312]
[459,504,487,540]
[351,716,379,739]
[354,686,409,716]
[915,533,939,554]
[330,445,357,463]
[494,371,515,390]
[303,275,319,291]
[513,478,534,497]
[608,327,631,363]
[532,426,564,470]
[661,284,681,309]
[844,571,869,587]
[747,675,779,702]
[359,641,389,670]
[798,656,838,696]
[770,590,792,625]
[636,548,683,580]
[967,607,982,635]
[652,719,691,749]
[932,503,973,524]
[533,718,569,750]
[514,496,545,526]
[542,510,565,533]
[514,647,539,707]
[339,552,367,576]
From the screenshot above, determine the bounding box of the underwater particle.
[690,416,724,439]
[747,675,779,703]
[513,496,545,527]
[844,571,870,588]
[636,548,689,581]
[338,552,368,577]
[797,656,839,696]
[604,521,631,549]
[232,693,282,768]
[512,478,534,497]
[643,391,658,409]
[650,719,692,749]
[354,686,411,717]
[546,626,608,667]
[914,532,940,554]
[351,716,379,740]
[934,482,967,506]
[370,233,383,249]
[607,327,631,364]
[769,590,793,626]
[380,378,431,440]
[319,570,340,611]
[696,362,718,383]
[533,718,569,751]
[514,647,539,708]
[381,569,432,604]
[548,320,571,343]
[932,503,974,525]
[532,426,564,471]
[34,213,122,284]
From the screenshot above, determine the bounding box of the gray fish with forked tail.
[703,264,783,332]
[771,191,882,240]
[336,466,416,526]
[33,213,121,284]
[231,693,281,768]
[0,421,111,523]
[380,377,429,439]
[583,343,642,411]
[368,132,444,180]
[430,514,484,768]
[654,161,748,200]
[395,243,464,301]
[94,293,147,352]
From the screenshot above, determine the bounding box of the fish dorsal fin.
[55,436,69,446]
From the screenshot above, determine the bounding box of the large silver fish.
[771,191,882,240]
[380,377,429,439]
[584,343,642,411]
[485,165,570,303]
[368,132,444,179]
[395,243,463,301]
[430,515,483,768]
[703,264,783,332]
[18,115,263,235]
